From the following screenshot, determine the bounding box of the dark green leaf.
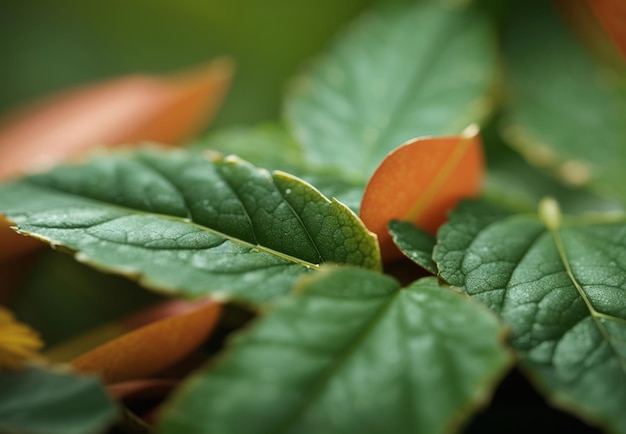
[388,220,437,274]
[0,366,117,434]
[285,2,497,180]
[0,148,380,304]
[501,0,626,203]
[434,199,626,433]
[158,268,511,434]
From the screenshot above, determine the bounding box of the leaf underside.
[158,268,511,434]
[0,148,381,304]
[434,200,626,433]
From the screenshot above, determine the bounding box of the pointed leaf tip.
[360,128,484,262]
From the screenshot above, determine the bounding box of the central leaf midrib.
[275,180,324,264]
[405,134,474,223]
[272,289,401,434]
[134,156,194,221]
[547,225,626,377]
[140,155,325,264]
[23,179,319,269]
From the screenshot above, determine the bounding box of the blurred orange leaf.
[71,299,221,384]
[556,0,626,71]
[0,58,233,263]
[586,0,626,59]
[360,126,484,262]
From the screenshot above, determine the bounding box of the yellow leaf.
[0,306,44,370]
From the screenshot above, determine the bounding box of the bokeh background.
[1,0,375,129]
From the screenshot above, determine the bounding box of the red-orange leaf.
[71,299,221,384]
[360,126,484,262]
[586,0,626,60]
[0,58,233,263]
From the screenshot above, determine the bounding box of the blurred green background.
[0,0,374,129]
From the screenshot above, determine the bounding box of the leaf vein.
[548,226,626,378]
[134,156,194,221]
[273,291,400,434]
[273,178,323,264]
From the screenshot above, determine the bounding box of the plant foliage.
[1,0,625,433]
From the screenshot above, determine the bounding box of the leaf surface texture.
[435,200,626,433]
[0,149,380,303]
[159,268,510,434]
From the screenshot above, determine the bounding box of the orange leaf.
[71,299,221,384]
[556,0,626,71]
[0,58,233,263]
[586,0,626,60]
[360,125,484,262]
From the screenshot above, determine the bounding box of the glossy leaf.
[158,268,511,434]
[0,58,233,262]
[360,127,483,261]
[388,221,437,275]
[285,1,496,180]
[501,1,626,203]
[434,199,626,433]
[0,148,380,304]
[71,299,221,383]
[0,366,118,434]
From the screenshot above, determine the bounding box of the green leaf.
[158,268,511,434]
[0,148,381,304]
[285,2,497,180]
[388,220,437,274]
[302,172,364,215]
[434,199,626,433]
[191,124,365,213]
[0,366,118,434]
[501,0,626,203]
